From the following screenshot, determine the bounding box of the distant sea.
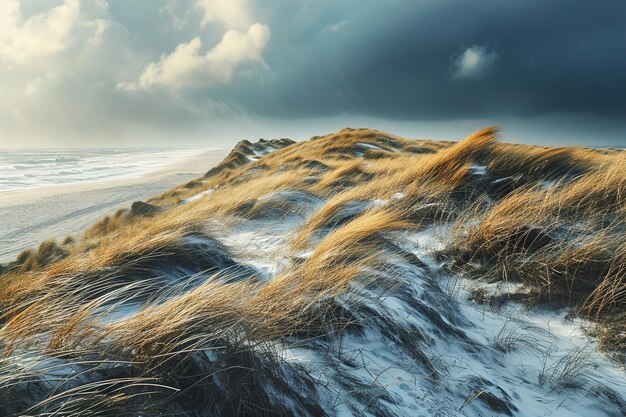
[0,148,202,193]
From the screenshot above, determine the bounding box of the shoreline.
[0,149,228,206]
[0,148,229,262]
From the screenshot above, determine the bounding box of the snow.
[239,213,626,416]
[470,164,488,176]
[182,188,213,203]
[7,180,625,417]
[356,142,385,151]
[217,228,293,280]
[542,180,557,189]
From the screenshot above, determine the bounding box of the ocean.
[0,148,203,193]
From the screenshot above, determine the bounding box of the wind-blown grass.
[0,126,624,415]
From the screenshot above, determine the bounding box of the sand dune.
[0,130,624,417]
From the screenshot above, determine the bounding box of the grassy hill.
[0,127,624,416]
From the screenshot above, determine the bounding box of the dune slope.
[0,128,624,417]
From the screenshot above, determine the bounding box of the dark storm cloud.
[211,0,626,121]
[2,0,624,146]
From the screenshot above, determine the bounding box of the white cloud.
[323,20,348,33]
[119,23,270,91]
[0,0,113,98]
[0,1,273,145]
[24,72,59,97]
[451,45,498,80]
[0,0,82,64]
[195,0,254,30]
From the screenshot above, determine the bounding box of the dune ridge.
[0,128,624,416]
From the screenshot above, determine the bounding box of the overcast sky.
[1,0,624,147]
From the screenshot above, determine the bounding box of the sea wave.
[0,148,204,192]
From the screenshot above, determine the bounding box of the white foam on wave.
[0,148,207,192]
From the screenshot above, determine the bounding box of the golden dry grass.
[482,142,596,180]
[442,145,626,352]
[0,126,624,415]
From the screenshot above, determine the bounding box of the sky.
[0,0,624,148]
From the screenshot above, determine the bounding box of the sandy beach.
[0,148,229,263]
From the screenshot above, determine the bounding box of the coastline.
[0,148,229,262]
